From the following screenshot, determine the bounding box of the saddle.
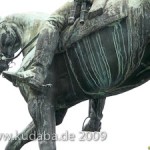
[60,0,128,50]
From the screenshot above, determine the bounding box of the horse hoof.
[82,118,101,132]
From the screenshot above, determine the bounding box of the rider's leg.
[3,21,60,91]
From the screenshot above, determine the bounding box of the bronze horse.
[0,12,104,149]
[0,0,150,149]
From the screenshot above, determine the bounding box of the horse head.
[0,22,21,74]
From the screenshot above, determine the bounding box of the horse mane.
[0,13,49,29]
[0,13,50,48]
[0,1,73,35]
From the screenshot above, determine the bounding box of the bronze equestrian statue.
[0,0,106,147]
[0,0,149,149]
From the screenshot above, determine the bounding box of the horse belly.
[66,19,145,94]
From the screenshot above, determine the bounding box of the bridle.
[0,33,39,62]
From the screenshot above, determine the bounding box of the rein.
[2,33,39,61]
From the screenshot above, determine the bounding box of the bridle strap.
[4,33,39,61]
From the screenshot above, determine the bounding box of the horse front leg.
[5,108,67,150]
[5,121,36,150]
[82,97,106,132]
[28,94,56,150]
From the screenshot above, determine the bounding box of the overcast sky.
[0,0,150,150]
